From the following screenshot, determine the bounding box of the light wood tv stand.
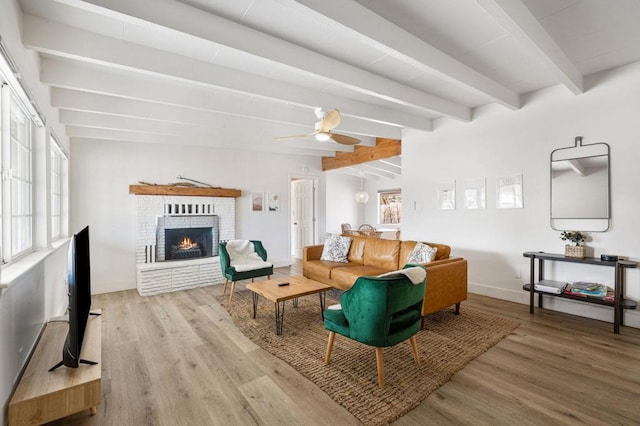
[8,311,102,425]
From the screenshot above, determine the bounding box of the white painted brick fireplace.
[134,195,235,296]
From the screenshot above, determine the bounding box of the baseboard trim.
[468,281,640,330]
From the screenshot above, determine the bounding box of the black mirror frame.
[550,136,611,232]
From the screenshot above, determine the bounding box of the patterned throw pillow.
[320,233,352,263]
[408,242,437,264]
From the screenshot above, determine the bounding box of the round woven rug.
[217,290,519,425]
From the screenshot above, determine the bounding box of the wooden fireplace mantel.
[129,185,241,198]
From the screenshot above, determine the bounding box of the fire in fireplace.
[156,215,219,262]
[164,227,216,261]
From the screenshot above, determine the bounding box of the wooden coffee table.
[246,276,332,335]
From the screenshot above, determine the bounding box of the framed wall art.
[267,192,280,213]
[463,177,486,209]
[437,180,456,210]
[251,192,264,212]
[496,174,523,209]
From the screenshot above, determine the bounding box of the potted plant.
[560,231,586,258]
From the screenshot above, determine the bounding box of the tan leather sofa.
[303,236,468,318]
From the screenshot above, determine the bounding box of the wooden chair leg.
[222,278,229,294]
[375,347,385,388]
[409,335,420,364]
[229,281,237,302]
[455,302,461,315]
[251,278,255,283]
[325,331,335,364]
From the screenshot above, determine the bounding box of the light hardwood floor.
[52,262,640,425]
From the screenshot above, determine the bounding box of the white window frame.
[378,189,402,225]
[1,89,35,262]
[50,136,66,241]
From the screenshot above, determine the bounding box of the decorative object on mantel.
[561,230,586,258]
[140,181,202,187]
[176,175,214,188]
[138,175,218,188]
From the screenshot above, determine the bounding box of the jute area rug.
[217,290,519,425]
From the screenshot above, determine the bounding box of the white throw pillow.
[408,242,437,264]
[320,233,352,263]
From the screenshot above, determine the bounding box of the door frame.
[288,174,319,262]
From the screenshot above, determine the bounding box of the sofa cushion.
[429,242,450,260]
[304,259,347,281]
[320,233,352,263]
[347,235,366,264]
[331,265,390,289]
[363,238,400,270]
[408,242,437,264]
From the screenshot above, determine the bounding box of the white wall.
[70,140,324,294]
[402,62,640,327]
[325,172,361,234]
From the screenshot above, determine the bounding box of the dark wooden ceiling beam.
[321,138,401,171]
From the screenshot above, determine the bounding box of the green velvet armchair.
[219,240,273,301]
[323,265,426,388]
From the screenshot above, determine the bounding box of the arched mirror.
[550,137,610,232]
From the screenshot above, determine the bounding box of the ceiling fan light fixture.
[315,132,331,141]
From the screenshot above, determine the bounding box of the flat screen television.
[49,226,98,371]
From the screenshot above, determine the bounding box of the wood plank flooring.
[50,262,640,425]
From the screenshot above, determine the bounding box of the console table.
[523,252,638,334]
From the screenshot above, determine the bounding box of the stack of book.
[563,281,614,301]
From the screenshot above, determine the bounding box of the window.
[378,190,401,225]
[50,137,65,241]
[1,94,34,261]
[1,39,50,265]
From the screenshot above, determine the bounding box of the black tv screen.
[50,225,97,371]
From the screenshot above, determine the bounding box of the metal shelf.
[522,252,638,334]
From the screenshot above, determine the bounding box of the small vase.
[565,244,585,258]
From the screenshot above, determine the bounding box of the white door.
[291,179,315,259]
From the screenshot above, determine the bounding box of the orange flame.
[178,237,197,250]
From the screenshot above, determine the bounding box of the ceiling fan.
[274,108,361,145]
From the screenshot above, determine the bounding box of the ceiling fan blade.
[320,109,341,132]
[273,131,318,140]
[330,133,360,145]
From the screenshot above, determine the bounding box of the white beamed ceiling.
[15,0,640,178]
